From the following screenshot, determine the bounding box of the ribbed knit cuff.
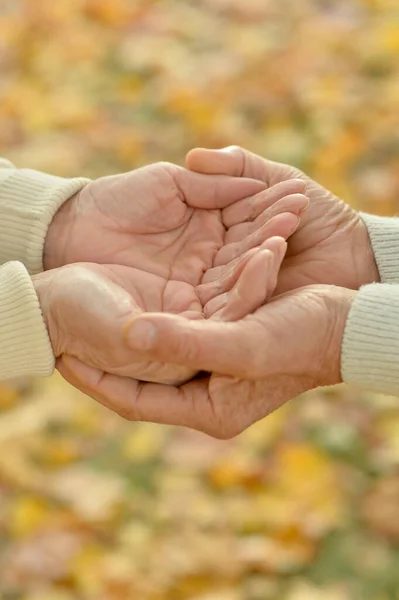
[342,283,399,395]
[0,262,54,380]
[361,213,399,284]
[0,168,89,275]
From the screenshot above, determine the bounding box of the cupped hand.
[57,243,355,438]
[185,147,380,292]
[36,236,286,387]
[44,162,307,286]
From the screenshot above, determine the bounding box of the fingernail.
[300,196,310,212]
[289,217,300,235]
[288,194,309,215]
[127,319,158,350]
[293,178,307,190]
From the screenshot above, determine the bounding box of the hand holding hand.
[44,161,306,286]
[186,146,379,293]
[41,170,307,386]
[57,241,355,439]
[35,233,288,386]
[33,255,261,387]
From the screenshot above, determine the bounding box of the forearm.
[361,213,399,284]
[0,158,89,274]
[342,283,399,396]
[0,262,54,380]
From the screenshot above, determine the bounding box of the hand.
[185,147,380,293]
[35,236,286,387]
[57,249,355,439]
[44,162,307,286]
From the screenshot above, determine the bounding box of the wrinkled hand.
[36,236,286,386]
[124,283,354,438]
[185,147,380,292]
[46,173,307,386]
[57,241,355,438]
[44,161,306,286]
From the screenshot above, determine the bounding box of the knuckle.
[209,403,246,440]
[117,396,143,422]
[154,160,173,169]
[211,420,245,440]
[228,144,244,155]
[114,385,145,423]
[117,405,137,422]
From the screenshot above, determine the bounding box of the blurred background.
[0,0,399,598]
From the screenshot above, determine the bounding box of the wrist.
[353,216,380,288]
[323,286,356,387]
[32,270,60,356]
[43,191,80,271]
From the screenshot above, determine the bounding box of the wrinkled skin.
[185,147,380,293]
[56,149,378,439]
[58,241,355,438]
[45,162,306,285]
[37,237,286,386]
[45,166,307,385]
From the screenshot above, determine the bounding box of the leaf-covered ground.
[0,1,399,598]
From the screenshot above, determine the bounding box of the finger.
[201,235,287,286]
[186,146,298,183]
[202,237,287,315]
[58,355,213,431]
[125,313,265,380]
[214,212,299,267]
[197,247,258,305]
[222,180,306,228]
[178,168,266,210]
[216,250,274,321]
[215,239,287,321]
[207,250,274,320]
[225,192,308,243]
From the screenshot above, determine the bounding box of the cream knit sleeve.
[342,214,399,394]
[361,213,399,283]
[342,283,399,395]
[0,158,89,380]
[0,262,54,379]
[0,157,89,275]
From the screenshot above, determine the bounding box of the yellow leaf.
[273,442,345,535]
[0,384,19,411]
[9,495,49,538]
[207,454,264,491]
[41,437,81,467]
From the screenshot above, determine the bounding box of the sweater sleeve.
[0,261,54,380]
[0,158,89,274]
[361,213,399,284]
[341,283,399,395]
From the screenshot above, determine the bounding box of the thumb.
[186,146,271,182]
[124,313,265,380]
[186,146,301,187]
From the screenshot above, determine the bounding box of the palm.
[57,238,294,430]
[55,163,280,286]
[43,263,202,385]
[48,244,280,387]
[186,148,376,294]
